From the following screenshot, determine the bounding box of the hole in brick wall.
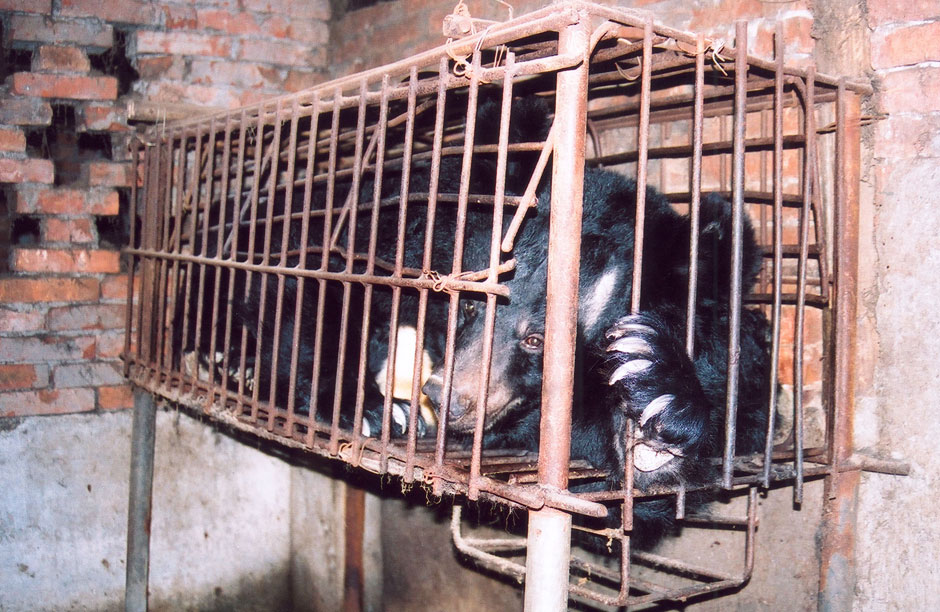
[0,42,32,81]
[96,191,131,265]
[12,215,41,246]
[77,132,113,160]
[89,30,138,96]
[335,0,395,13]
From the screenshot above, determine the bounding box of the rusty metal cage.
[123,2,871,608]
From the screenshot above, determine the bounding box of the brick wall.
[0,0,330,418]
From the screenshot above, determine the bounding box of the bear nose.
[422,375,444,409]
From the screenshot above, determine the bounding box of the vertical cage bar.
[242,107,266,420]
[364,76,392,468]
[137,136,160,368]
[296,94,322,446]
[793,68,816,503]
[276,99,302,433]
[763,24,785,487]
[207,115,234,407]
[153,136,177,375]
[721,21,748,489]
[222,110,249,411]
[194,122,217,404]
[319,90,343,451]
[396,67,421,481]
[629,20,653,315]
[453,51,482,496]
[332,84,366,455]
[175,131,200,382]
[470,54,516,494]
[523,17,589,612]
[125,136,141,376]
[427,58,451,496]
[685,32,705,356]
[255,100,284,425]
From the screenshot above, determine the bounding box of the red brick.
[59,0,161,25]
[135,55,186,80]
[285,19,329,46]
[879,66,940,113]
[99,384,134,410]
[101,274,130,300]
[139,81,239,108]
[0,335,97,363]
[0,306,46,333]
[161,3,199,29]
[86,161,133,187]
[0,158,54,183]
[868,0,940,26]
[0,96,53,126]
[96,330,129,359]
[43,217,96,244]
[133,30,233,58]
[16,186,120,215]
[189,59,280,90]
[53,361,124,387]
[238,39,325,67]
[197,9,263,35]
[12,248,121,274]
[6,14,113,51]
[0,388,95,417]
[0,364,50,391]
[46,303,126,331]
[243,0,330,21]
[0,0,52,13]
[872,21,940,70]
[79,103,129,132]
[12,72,118,101]
[32,45,91,73]
[0,127,27,152]
[0,277,99,303]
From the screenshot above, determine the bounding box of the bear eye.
[462,301,477,317]
[520,333,544,352]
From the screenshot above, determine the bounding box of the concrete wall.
[0,410,293,610]
[852,0,940,608]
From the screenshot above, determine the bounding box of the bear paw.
[605,314,710,475]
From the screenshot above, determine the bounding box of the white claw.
[633,443,682,472]
[606,336,652,355]
[361,418,372,438]
[639,394,675,427]
[607,322,655,340]
[608,359,653,384]
[392,403,408,433]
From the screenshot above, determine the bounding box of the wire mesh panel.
[124,1,869,607]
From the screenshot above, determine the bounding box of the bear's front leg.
[604,313,713,484]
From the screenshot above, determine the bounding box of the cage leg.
[524,509,573,611]
[125,388,157,612]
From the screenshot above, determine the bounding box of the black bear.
[189,92,771,545]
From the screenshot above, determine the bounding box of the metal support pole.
[125,389,157,612]
[818,86,862,612]
[523,13,589,612]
